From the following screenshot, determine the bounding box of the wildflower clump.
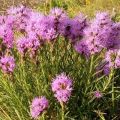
[30,96,49,119]
[51,73,73,103]
[0,56,15,74]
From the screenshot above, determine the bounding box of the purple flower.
[70,14,88,43]
[0,24,14,49]
[49,7,69,35]
[58,18,72,38]
[94,12,112,27]
[38,16,57,41]
[16,33,40,58]
[16,36,28,54]
[51,73,72,103]
[103,64,110,75]
[26,11,44,34]
[105,49,120,69]
[49,7,68,21]
[106,22,120,49]
[74,12,113,56]
[0,56,15,74]
[27,13,57,41]
[58,13,88,44]
[74,40,90,57]
[7,5,32,31]
[94,91,102,98]
[30,96,49,119]
[0,15,14,28]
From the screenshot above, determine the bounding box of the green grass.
[0,36,120,119]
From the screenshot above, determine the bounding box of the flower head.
[51,73,72,103]
[94,91,102,98]
[0,26,14,48]
[30,96,49,119]
[105,49,120,69]
[74,12,113,57]
[0,56,15,74]
[38,16,57,41]
[50,7,68,20]
[16,33,40,58]
[49,7,69,35]
[7,5,32,31]
[74,40,90,57]
[26,11,44,33]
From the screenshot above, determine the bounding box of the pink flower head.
[26,11,44,33]
[51,73,72,103]
[16,33,40,58]
[30,96,49,119]
[7,5,32,31]
[50,7,68,20]
[0,24,14,49]
[105,49,120,69]
[94,91,102,98]
[74,12,113,57]
[0,56,15,74]
[0,15,14,28]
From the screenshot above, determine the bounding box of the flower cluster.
[51,73,73,103]
[74,12,113,57]
[16,33,40,58]
[94,91,102,98]
[0,15,14,49]
[0,56,15,74]
[104,49,120,73]
[7,5,32,31]
[30,96,49,119]
[59,13,87,43]
[30,72,73,118]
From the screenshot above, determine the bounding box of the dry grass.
[0,0,45,13]
[0,0,120,17]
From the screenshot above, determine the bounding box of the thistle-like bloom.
[26,11,44,33]
[16,33,40,58]
[106,22,120,49]
[37,16,57,41]
[27,12,57,41]
[7,5,32,31]
[94,91,102,98]
[49,7,69,37]
[0,15,14,49]
[0,56,15,74]
[74,40,90,57]
[103,64,110,75]
[74,12,113,56]
[16,36,28,54]
[50,7,68,29]
[70,14,88,43]
[51,73,72,103]
[50,7,68,20]
[59,13,87,44]
[58,18,72,38]
[105,49,120,69]
[30,96,49,119]
[0,15,14,28]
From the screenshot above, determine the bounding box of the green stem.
[103,69,113,91]
[61,102,65,120]
[42,113,45,120]
[89,55,94,74]
[39,112,45,120]
[88,55,94,84]
[112,77,115,109]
